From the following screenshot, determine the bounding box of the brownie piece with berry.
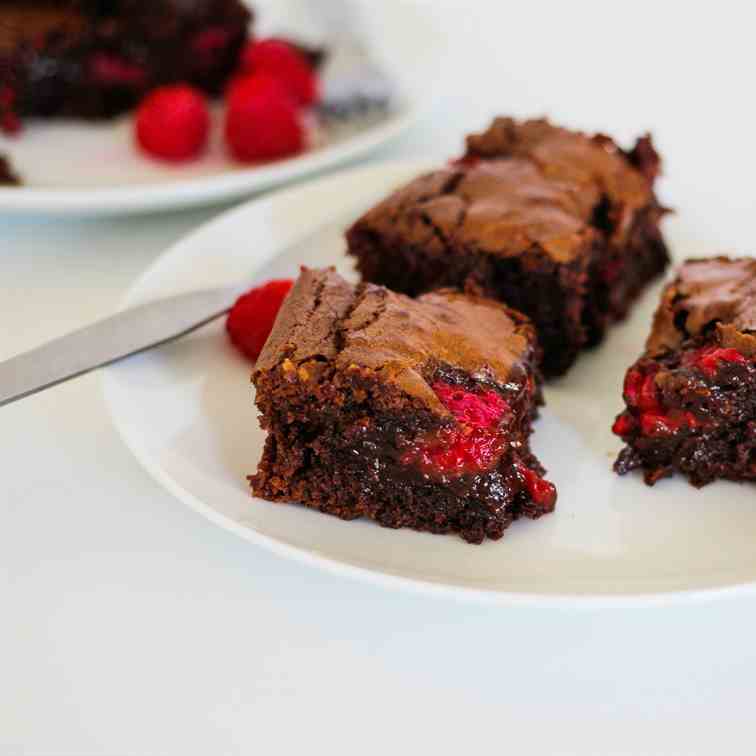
[0,0,251,126]
[250,267,556,544]
[613,257,756,486]
[347,117,669,376]
[0,155,19,185]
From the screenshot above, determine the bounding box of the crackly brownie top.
[256,267,536,413]
[352,118,660,264]
[465,117,657,217]
[646,257,756,357]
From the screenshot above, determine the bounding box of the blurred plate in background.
[0,0,440,216]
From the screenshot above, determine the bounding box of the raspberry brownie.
[347,117,669,376]
[251,267,556,544]
[0,0,251,124]
[614,257,756,486]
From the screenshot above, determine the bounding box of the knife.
[0,220,347,409]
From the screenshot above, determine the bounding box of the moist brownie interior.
[614,256,756,486]
[251,267,556,544]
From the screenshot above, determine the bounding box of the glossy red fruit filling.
[618,363,702,438]
[516,463,557,509]
[640,410,698,437]
[89,53,146,87]
[612,412,634,437]
[227,278,294,361]
[191,27,232,57]
[401,382,510,475]
[685,345,749,377]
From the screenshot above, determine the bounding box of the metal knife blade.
[0,285,241,408]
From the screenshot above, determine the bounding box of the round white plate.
[103,160,756,606]
[0,1,437,216]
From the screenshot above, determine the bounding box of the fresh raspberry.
[612,412,635,437]
[226,279,294,361]
[517,463,557,509]
[224,74,304,162]
[239,38,319,106]
[135,85,210,162]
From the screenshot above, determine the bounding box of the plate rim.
[102,159,756,608]
[0,105,421,216]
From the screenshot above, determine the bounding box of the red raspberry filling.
[402,381,510,475]
[612,412,635,437]
[516,463,557,509]
[617,365,701,438]
[401,382,510,475]
[89,53,146,87]
[684,345,749,377]
[401,381,555,507]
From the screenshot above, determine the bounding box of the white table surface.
[4,2,756,754]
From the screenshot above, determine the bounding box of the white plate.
[0,1,438,216]
[103,160,756,607]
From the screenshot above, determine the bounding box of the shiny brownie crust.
[347,117,669,376]
[614,256,756,486]
[250,267,556,544]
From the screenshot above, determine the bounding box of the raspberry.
[432,381,510,429]
[693,346,748,377]
[135,85,209,162]
[612,413,635,437]
[406,426,505,475]
[623,368,644,406]
[239,38,319,106]
[90,53,146,87]
[517,464,557,509]
[224,74,304,162]
[640,410,698,437]
[226,279,294,361]
[638,372,661,412]
[401,382,511,475]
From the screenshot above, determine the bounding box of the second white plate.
[103,160,756,606]
[0,1,438,216]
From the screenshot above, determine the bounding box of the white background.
[3,1,756,753]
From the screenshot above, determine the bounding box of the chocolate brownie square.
[250,267,556,544]
[347,117,669,376]
[613,256,756,486]
[0,0,251,122]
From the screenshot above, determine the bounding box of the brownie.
[347,117,669,376]
[250,267,556,544]
[0,154,19,185]
[0,0,251,124]
[613,256,756,486]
